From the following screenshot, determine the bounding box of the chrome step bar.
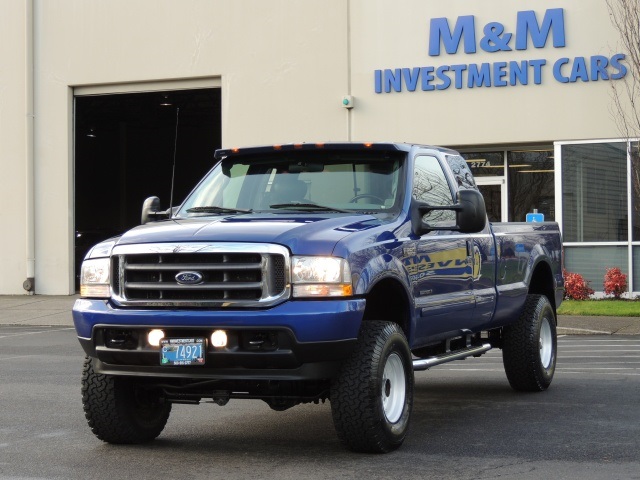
[412,343,493,371]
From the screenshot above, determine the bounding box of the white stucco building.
[0,0,638,295]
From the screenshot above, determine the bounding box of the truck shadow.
[92,374,629,468]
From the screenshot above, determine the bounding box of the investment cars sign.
[374,8,627,93]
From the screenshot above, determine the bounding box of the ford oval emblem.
[175,271,204,285]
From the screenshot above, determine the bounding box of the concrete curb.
[0,295,79,327]
[557,314,640,335]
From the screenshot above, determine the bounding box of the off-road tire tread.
[502,294,556,392]
[81,356,171,444]
[330,321,413,453]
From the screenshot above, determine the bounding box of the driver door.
[407,154,475,345]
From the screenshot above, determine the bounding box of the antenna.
[168,107,180,217]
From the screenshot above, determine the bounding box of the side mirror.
[456,189,487,233]
[411,189,487,236]
[141,196,169,224]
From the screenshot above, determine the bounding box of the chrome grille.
[110,243,290,307]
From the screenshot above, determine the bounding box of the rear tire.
[81,356,171,444]
[330,321,414,453]
[502,294,557,391]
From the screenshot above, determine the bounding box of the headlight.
[80,258,111,298]
[291,256,353,298]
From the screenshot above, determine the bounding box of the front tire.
[330,321,414,453]
[81,356,171,444]
[502,294,557,391]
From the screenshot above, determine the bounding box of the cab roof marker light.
[213,142,406,159]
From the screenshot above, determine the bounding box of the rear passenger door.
[406,154,475,345]
[444,154,497,329]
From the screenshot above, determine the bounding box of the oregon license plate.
[160,338,205,366]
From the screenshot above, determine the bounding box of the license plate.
[160,338,205,366]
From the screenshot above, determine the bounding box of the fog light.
[211,330,228,348]
[148,329,165,347]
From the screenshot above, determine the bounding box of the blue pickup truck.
[73,142,564,453]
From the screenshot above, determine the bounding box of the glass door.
[476,178,506,223]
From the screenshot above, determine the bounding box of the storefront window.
[507,149,554,222]
[463,152,504,177]
[562,142,628,242]
[632,142,640,241]
[565,246,628,291]
[634,247,640,292]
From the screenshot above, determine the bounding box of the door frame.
[475,177,507,222]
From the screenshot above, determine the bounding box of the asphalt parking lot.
[0,294,638,479]
[1,323,639,479]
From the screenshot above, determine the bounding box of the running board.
[412,343,493,371]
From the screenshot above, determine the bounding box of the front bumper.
[73,298,365,380]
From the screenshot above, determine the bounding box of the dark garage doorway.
[74,88,221,289]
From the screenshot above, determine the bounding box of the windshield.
[177,151,405,217]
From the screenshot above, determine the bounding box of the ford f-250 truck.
[73,142,564,453]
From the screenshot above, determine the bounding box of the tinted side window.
[413,155,456,226]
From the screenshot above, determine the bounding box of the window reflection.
[413,156,456,226]
[446,155,477,188]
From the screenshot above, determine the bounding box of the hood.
[116,213,384,256]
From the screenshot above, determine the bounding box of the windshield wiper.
[269,203,351,213]
[186,206,252,214]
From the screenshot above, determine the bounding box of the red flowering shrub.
[603,267,627,299]
[563,270,594,300]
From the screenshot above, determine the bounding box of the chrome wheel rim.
[381,352,406,423]
[539,317,554,369]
